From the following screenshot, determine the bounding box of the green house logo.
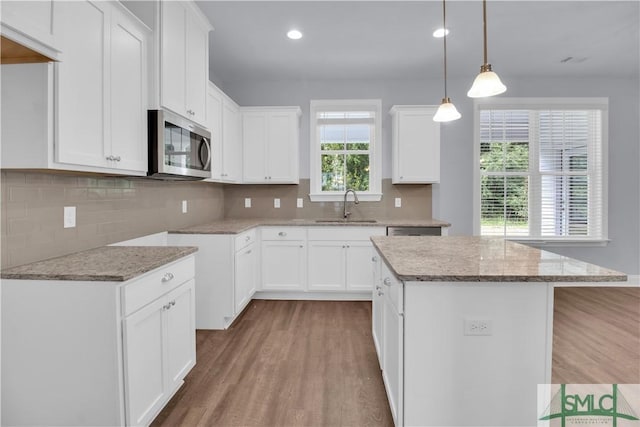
[539,384,639,427]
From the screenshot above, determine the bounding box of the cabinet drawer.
[381,261,403,314]
[122,255,195,316]
[261,227,306,241]
[235,228,257,251]
[307,226,385,241]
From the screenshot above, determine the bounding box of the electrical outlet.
[245,198,252,208]
[395,197,402,208]
[274,198,280,208]
[182,200,188,213]
[297,198,303,208]
[464,319,493,336]
[64,206,76,228]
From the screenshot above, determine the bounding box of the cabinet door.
[262,241,306,290]
[307,241,346,291]
[110,6,148,172]
[165,280,196,392]
[123,296,167,427]
[160,1,186,117]
[266,112,298,183]
[394,108,440,183]
[345,241,375,291]
[234,243,256,314]
[371,251,384,368]
[54,0,108,168]
[382,298,404,427]
[222,100,242,182]
[242,112,268,183]
[206,86,224,181]
[1,0,57,51]
[185,11,208,126]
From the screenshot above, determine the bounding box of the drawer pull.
[375,285,382,291]
[383,277,392,286]
[278,231,287,237]
[170,300,176,307]
[161,272,175,283]
[377,291,384,297]
[245,236,251,242]
[246,249,252,255]
[371,256,378,262]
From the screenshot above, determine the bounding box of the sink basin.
[315,219,377,223]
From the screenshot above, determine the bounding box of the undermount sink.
[315,219,378,223]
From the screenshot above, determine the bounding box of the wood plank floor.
[551,287,640,384]
[152,300,394,427]
[153,288,639,426]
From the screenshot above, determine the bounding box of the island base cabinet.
[402,282,552,426]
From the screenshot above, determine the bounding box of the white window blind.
[477,99,607,242]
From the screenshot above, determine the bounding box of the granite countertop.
[371,236,627,283]
[0,246,198,282]
[169,218,451,235]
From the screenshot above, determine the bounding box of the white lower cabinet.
[371,250,384,368]
[307,227,386,292]
[1,255,196,427]
[235,241,258,313]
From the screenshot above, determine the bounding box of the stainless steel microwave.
[148,110,211,180]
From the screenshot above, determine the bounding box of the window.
[309,100,382,201]
[474,98,608,243]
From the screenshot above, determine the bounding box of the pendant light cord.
[483,0,488,65]
[442,0,448,98]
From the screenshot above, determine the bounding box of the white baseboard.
[625,275,640,286]
[253,291,372,301]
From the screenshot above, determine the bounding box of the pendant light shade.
[434,97,461,122]
[467,0,507,98]
[433,0,461,122]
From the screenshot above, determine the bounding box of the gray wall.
[222,75,640,274]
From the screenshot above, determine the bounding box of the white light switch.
[297,198,304,208]
[182,200,188,213]
[395,197,402,208]
[274,198,281,208]
[64,206,76,228]
[245,198,252,208]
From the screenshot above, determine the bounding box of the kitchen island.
[370,236,627,427]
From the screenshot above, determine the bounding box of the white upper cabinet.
[159,1,211,127]
[241,107,301,184]
[1,1,150,175]
[205,82,242,183]
[390,105,440,184]
[0,0,61,60]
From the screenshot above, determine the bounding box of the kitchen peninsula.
[370,236,627,427]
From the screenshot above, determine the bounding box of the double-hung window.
[475,98,608,243]
[309,100,382,201]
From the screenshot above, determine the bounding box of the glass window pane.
[320,125,345,150]
[505,142,529,171]
[481,175,505,236]
[346,124,371,151]
[504,176,529,236]
[541,175,589,236]
[345,154,370,191]
[481,176,528,236]
[480,142,504,172]
[321,154,345,191]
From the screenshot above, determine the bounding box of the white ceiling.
[196,1,640,84]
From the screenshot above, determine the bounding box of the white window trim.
[309,99,382,202]
[472,97,609,246]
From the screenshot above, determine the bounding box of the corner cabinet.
[1,1,150,175]
[158,1,211,127]
[242,107,301,184]
[1,255,196,427]
[206,82,242,183]
[390,105,440,184]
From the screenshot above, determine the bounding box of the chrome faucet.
[343,189,360,219]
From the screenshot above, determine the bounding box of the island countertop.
[371,236,627,282]
[0,246,198,282]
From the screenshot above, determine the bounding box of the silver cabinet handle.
[278,231,287,237]
[163,303,171,311]
[299,245,304,248]
[375,285,382,291]
[161,272,174,283]
[377,291,384,296]
[170,300,176,307]
[383,277,392,286]
[114,156,121,162]
[245,236,251,242]
[246,249,252,255]
[106,155,114,161]
[371,256,378,262]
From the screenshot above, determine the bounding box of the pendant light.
[467,0,506,98]
[433,0,461,122]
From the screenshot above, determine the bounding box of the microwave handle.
[198,137,211,170]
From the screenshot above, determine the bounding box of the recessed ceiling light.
[433,28,450,38]
[287,29,303,40]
